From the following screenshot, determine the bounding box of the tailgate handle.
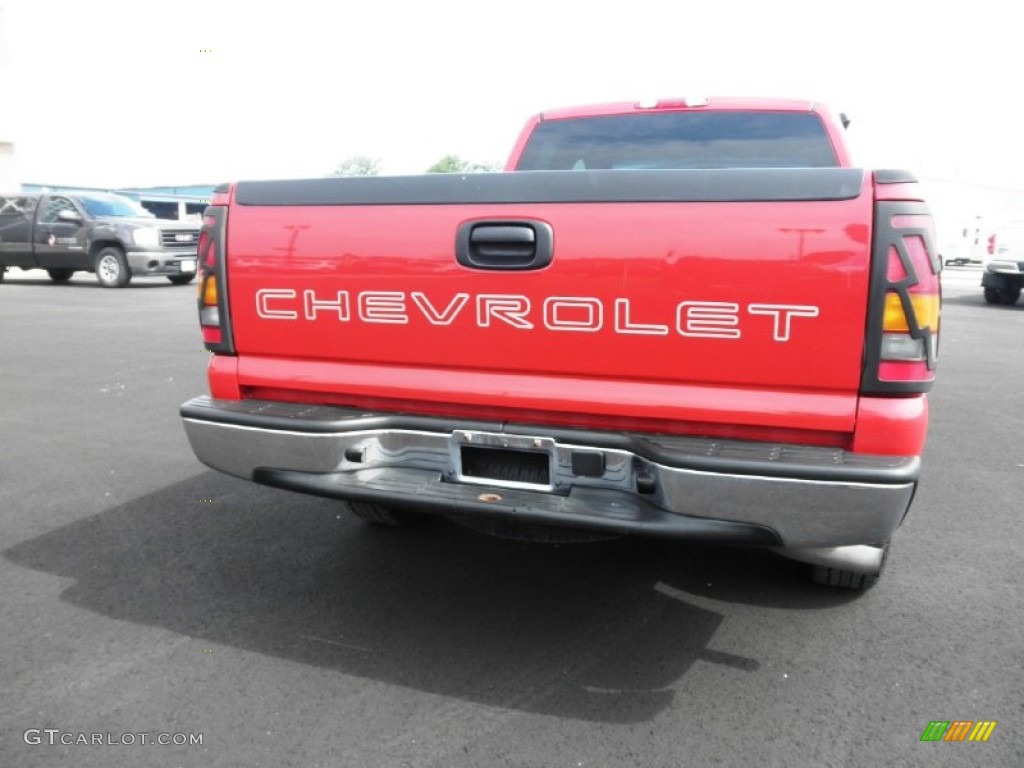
[456,220,553,270]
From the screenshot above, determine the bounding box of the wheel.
[47,268,74,283]
[94,247,131,288]
[809,542,888,590]
[348,501,422,527]
[984,286,1022,305]
[167,274,196,285]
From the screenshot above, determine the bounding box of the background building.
[0,5,20,192]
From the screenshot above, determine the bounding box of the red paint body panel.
[225,188,874,437]
[207,354,241,400]
[852,395,929,456]
[536,98,821,121]
[243,385,850,447]
[235,356,857,434]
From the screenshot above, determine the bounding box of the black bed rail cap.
[233,168,867,207]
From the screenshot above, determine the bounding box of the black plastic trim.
[181,396,920,485]
[254,467,781,546]
[233,169,866,206]
[198,205,234,354]
[861,201,938,394]
[456,219,554,270]
[874,169,918,185]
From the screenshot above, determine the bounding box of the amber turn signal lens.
[202,276,218,307]
[883,293,939,333]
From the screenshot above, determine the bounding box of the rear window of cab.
[515,111,839,171]
[0,196,38,217]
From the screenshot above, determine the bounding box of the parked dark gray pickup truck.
[0,191,200,287]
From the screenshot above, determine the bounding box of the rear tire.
[95,247,131,288]
[167,274,196,285]
[47,268,74,283]
[984,285,1022,305]
[348,501,421,527]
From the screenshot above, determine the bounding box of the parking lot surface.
[1,267,1021,766]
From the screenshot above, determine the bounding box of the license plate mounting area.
[451,431,556,492]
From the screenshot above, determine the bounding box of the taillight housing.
[862,186,940,394]
[197,186,235,354]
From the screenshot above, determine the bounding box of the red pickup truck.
[180,98,939,589]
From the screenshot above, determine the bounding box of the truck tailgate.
[223,170,873,434]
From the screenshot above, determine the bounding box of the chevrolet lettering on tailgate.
[255,289,820,342]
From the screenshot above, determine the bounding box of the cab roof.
[537,97,822,121]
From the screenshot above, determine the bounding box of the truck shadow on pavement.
[5,471,857,724]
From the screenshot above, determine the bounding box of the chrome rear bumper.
[181,396,917,559]
[126,250,197,275]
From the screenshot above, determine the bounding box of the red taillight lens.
[201,326,223,344]
[197,203,234,355]
[880,216,940,372]
[201,215,217,267]
[863,199,940,394]
[988,233,997,255]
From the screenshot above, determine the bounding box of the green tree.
[426,155,500,174]
[331,155,381,177]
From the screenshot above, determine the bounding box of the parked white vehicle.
[940,218,994,266]
[982,221,1024,305]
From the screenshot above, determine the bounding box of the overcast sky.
[2,0,1023,194]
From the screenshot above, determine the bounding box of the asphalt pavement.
[0,266,1021,767]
